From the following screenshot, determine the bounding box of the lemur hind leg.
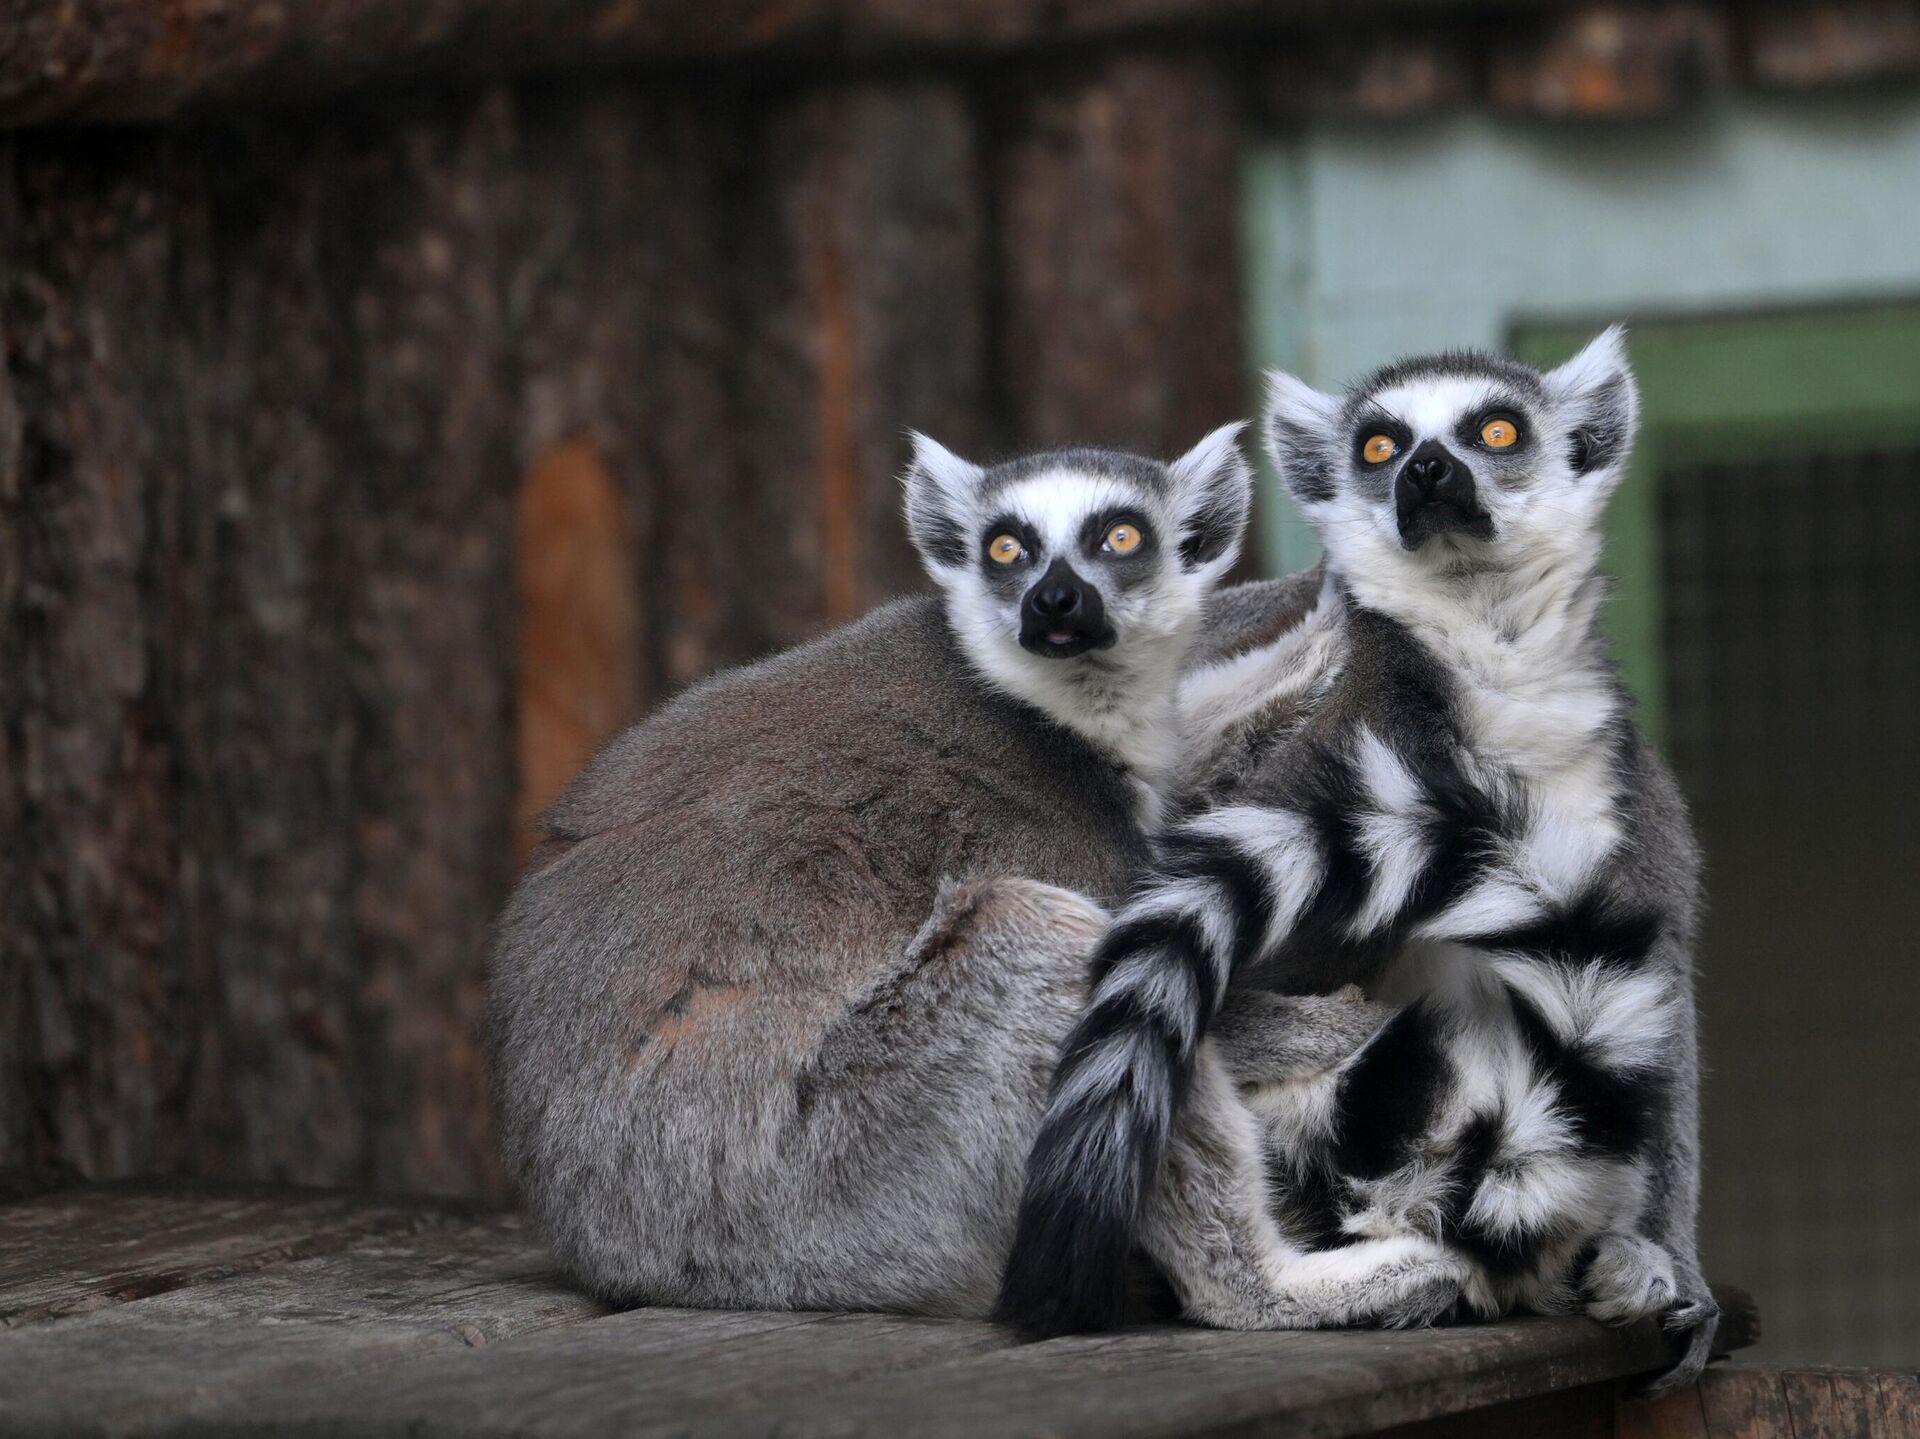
[793,873,1109,1317]
[1213,986,1395,1085]
[1581,1231,1677,1326]
[1139,1041,1464,1331]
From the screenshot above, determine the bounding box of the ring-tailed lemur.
[999,330,1717,1393]
[490,427,1432,1324]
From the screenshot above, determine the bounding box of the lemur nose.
[1031,582,1082,620]
[1405,454,1453,494]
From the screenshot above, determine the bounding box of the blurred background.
[2,0,1914,1369]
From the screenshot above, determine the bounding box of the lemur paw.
[1283,1237,1466,1330]
[1582,1233,1676,1326]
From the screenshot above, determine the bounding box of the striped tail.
[996,809,1314,1332]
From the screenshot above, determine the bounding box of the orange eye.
[1104,522,1143,554]
[1362,434,1398,465]
[988,534,1025,565]
[1480,418,1519,449]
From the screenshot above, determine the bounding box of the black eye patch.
[1455,400,1535,458]
[1350,414,1412,465]
[978,515,1042,593]
[1076,509,1157,558]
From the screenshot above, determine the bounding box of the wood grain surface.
[0,1183,1787,1439]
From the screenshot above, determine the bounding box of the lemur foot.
[1582,1232,1676,1326]
[1185,1237,1464,1332]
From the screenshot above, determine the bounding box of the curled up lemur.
[490,427,1452,1324]
[1000,330,1718,1392]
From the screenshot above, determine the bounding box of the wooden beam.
[1488,4,1733,117]
[1263,27,1477,121]
[0,0,1599,130]
[1744,2,1920,87]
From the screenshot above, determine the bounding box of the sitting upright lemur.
[1001,331,1716,1393]
[490,428,1454,1325]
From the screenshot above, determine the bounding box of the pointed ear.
[1168,422,1254,577]
[1544,325,1640,478]
[1261,371,1343,506]
[901,432,984,575]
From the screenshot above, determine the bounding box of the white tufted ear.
[901,432,986,576]
[1167,422,1254,578]
[1543,326,1640,479]
[1261,371,1345,506]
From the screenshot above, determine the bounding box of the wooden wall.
[3,0,1915,1198]
[0,58,1244,1197]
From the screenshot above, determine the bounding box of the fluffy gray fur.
[489,430,1403,1322]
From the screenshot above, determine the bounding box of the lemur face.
[1262,328,1639,580]
[905,427,1252,677]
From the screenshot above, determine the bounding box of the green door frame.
[1511,303,1920,748]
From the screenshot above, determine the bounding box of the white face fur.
[1262,327,1640,611]
[903,425,1253,785]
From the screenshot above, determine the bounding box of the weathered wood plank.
[1370,1381,1615,1439]
[162,120,366,1191]
[1779,1370,1836,1439]
[1823,1372,1886,1439]
[0,1,1599,128]
[0,132,205,1184]
[1696,1364,1793,1439]
[731,76,988,658]
[1616,1384,1711,1439]
[1744,2,1920,88]
[0,1184,1769,1439]
[1,84,717,1196]
[994,50,1245,458]
[1262,28,1477,121]
[246,1310,1014,1438]
[1877,1372,1920,1438]
[0,1210,601,1434]
[0,1183,463,1326]
[333,90,522,1198]
[672,1294,1753,1439]
[1487,5,1732,117]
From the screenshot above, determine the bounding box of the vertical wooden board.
[1697,1365,1794,1439]
[331,91,522,1197]
[1822,1373,1883,1438]
[828,79,990,611]
[489,86,659,839]
[631,88,758,691]
[513,439,641,863]
[994,49,1245,458]
[161,120,367,1188]
[0,170,23,1171]
[728,80,839,661]
[1616,1386,1711,1439]
[1875,1372,1920,1438]
[1781,1370,1847,1439]
[729,76,990,661]
[0,133,196,1180]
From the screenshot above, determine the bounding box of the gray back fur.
[490,595,1146,1314]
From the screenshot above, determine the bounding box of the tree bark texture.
[0,53,1245,1195]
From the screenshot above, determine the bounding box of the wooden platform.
[0,1178,1834,1438]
